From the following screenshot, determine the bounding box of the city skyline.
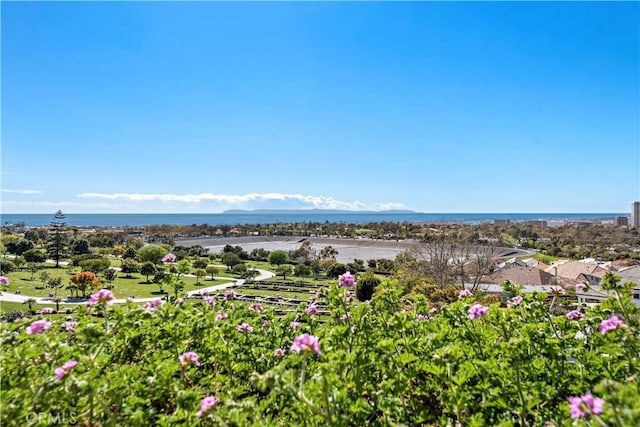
[2,2,638,213]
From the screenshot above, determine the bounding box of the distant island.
[221,209,418,214]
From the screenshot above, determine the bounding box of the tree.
[356,273,381,302]
[7,239,35,255]
[176,259,191,279]
[327,263,348,278]
[205,265,219,280]
[47,276,63,297]
[244,268,260,280]
[12,256,25,271]
[121,259,140,278]
[0,259,16,274]
[69,271,101,298]
[153,271,167,293]
[23,249,47,264]
[122,247,137,260]
[70,239,91,255]
[48,210,67,267]
[192,258,208,270]
[276,264,293,280]
[79,257,111,274]
[138,245,169,265]
[222,253,242,270]
[268,250,289,266]
[27,263,41,281]
[232,263,248,276]
[39,271,51,287]
[195,268,206,284]
[104,268,118,288]
[112,245,125,257]
[294,264,312,278]
[141,262,157,283]
[319,245,338,260]
[311,260,322,280]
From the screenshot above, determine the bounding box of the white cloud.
[1,189,43,194]
[77,192,406,211]
[1,200,134,212]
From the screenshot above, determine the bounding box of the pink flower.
[162,253,176,264]
[458,289,473,298]
[548,286,566,295]
[568,392,604,418]
[566,310,584,321]
[416,314,429,321]
[305,304,318,315]
[87,289,115,307]
[39,307,54,314]
[203,296,216,306]
[598,315,626,334]
[224,289,236,300]
[179,351,201,367]
[468,304,489,320]
[145,299,164,310]
[54,360,78,381]
[338,272,356,287]
[65,321,78,331]
[575,282,586,291]
[215,312,228,322]
[290,321,301,330]
[249,303,263,313]
[273,348,285,357]
[0,276,9,286]
[340,312,352,322]
[196,395,221,418]
[236,322,253,333]
[26,319,52,335]
[507,296,523,308]
[262,319,270,327]
[291,333,321,355]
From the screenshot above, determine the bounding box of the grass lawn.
[2,266,232,299]
[0,300,75,315]
[532,253,567,264]
[229,288,318,301]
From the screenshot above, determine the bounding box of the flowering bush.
[1,276,639,425]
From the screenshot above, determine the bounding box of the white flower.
[574,331,586,340]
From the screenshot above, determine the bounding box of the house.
[575,265,640,308]
[485,266,556,287]
[544,261,608,285]
[493,257,527,272]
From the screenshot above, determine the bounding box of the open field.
[1,265,231,299]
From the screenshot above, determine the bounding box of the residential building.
[494,219,511,226]
[576,266,640,308]
[615,216,629,227]
[485,266,556,287]
[525,220,547,227]
[544,260,608,285]
[632,201,640,228]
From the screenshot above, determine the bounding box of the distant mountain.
[221,209,417,214]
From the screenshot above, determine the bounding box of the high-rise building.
[616,216,629,227]
[632,201,640,228]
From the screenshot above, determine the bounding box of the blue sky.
[2,2,638,213]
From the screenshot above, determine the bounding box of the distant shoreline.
[0,212,626,227]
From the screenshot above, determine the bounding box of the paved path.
[0,268,275,306]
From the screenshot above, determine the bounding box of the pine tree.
[48,210,67,267]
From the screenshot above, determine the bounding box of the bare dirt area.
[175,236,419,263]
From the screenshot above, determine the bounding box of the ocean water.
[0,213,624,227]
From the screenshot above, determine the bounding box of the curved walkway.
[0,268,275,306]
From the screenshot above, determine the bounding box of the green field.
[1,265,232,299]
